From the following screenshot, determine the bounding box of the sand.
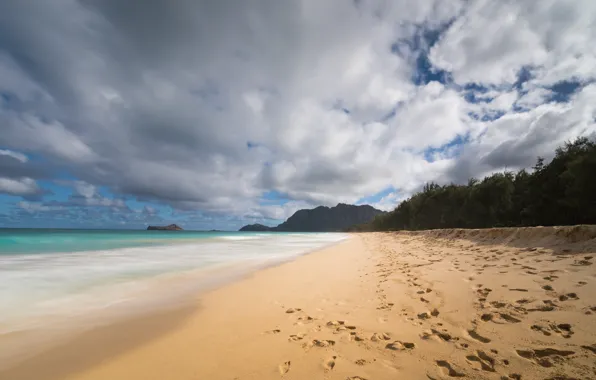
[2,226,596,379]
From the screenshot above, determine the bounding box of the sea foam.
[0,231,347,367]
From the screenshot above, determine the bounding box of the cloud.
[0,149,27,163]
[429,0,596,86]
[248,200,316,222]
[0,0,594,228]
[17,201,63,213]
[60,180,128,208]
[0,177,41,197]
[369,191,409,212]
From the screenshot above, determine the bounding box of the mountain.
[238,203,385,232]
[239,223,272,232]
[147,224,183,231]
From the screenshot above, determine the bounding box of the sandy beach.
[2,227,596,380]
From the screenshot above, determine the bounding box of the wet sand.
[2,227,596,379]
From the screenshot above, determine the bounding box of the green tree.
[366,138,596,231]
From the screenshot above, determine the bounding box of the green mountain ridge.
[239,203,385,232]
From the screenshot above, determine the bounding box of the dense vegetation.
[356,138,596,231]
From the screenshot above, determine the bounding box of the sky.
[0,0,595,230]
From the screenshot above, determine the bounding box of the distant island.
[147,224,183,231]
[239,203,384,232]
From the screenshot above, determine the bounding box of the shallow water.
[0,229,347,367]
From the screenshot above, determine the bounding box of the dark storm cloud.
[0,154,51,180]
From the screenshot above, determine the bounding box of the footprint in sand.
[531,323,573,338]
[516,348,575,367]
[572,259,592,266]
[296,315,314,323]
[430,329,454,342]
[346,377,368,380]
[278,361,291,375]
[466,350,496,372]
[349,332,367,342]
[370,332,391,342]
[326,320,345,327]
[420,330,434,340]
[467,329,491,343]
[285,308,301,313]
[528,304,556,312]
[581,344,596,354]
[385,341,415,350]
[303,339,335,349]
[531,324,551,336]
[552,323,573,338]
[417,308,440,320]
[323,356,336,371]
[436,360,465,377]
[490,301,507,308]
[499,313,522,322]
[288,333,306,341]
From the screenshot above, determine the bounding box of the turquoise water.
[0,229,346,346]
[0,229,348,367]
[0,228,266,255]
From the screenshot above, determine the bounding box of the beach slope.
[3,227,596,379]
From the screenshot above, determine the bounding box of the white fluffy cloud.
[429,0,596,86]
[0,177,40,197]
[0,0,594,221]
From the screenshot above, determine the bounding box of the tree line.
[354,137,596,231]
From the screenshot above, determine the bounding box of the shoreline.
[2,229,596,379]
[0,232,348,370]
[0,236,354,379]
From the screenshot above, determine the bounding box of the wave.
[0,233,347,333]
[0,232,348,368]
[216,235,264,241]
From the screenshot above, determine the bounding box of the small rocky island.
[146,224,183,231]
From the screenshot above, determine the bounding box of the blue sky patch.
[260,190,291,205]
[546,79,583,103]
[423,133,469,162]
[514,66,534,90]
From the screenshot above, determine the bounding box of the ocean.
[0,228,347,366]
